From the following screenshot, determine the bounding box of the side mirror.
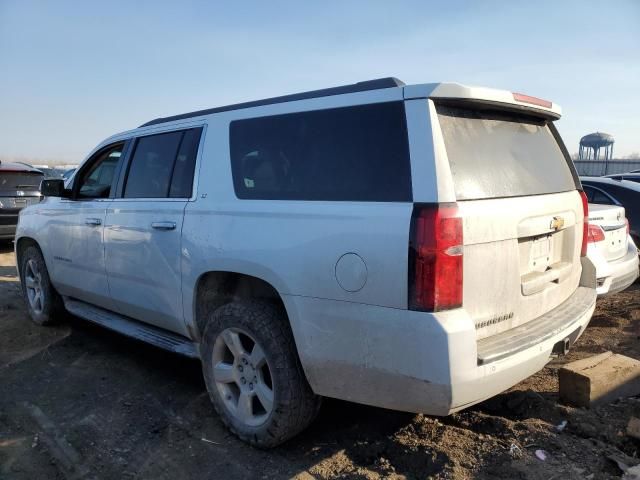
[40,179,71,198]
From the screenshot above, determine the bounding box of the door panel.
[48,141,126,309]
[104,201,187,335]
[48,200,115,310]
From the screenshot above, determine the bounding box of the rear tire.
[19,245,64,325]
[201,300,320,447]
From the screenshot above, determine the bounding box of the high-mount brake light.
[512,92,552,109]
[409,204,463,312]
[580,191,589,256]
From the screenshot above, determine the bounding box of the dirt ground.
[1,241,639,479]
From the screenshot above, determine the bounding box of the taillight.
[626,218,630,235]
[409,204,463,312]
[587,224,605,243]
[580,191,589,257]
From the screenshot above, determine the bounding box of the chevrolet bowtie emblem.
[550,216,565,231]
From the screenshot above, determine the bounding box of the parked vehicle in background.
[604,172,640,184]
[586,203,638,295]
[37,167,67,179]
[16,78,596,446]
[0,161,43,240]
[581,177,640,247]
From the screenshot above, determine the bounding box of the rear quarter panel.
[181,101,415,332]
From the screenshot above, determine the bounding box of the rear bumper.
[285,284,596,416]
[588,237,639,296]
[0,211,20,239]
[449,286,595,412]
[0,224,17,239]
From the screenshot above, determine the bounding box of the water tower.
[578,132,614,161]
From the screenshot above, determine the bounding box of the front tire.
[201,300,320,447]
[19,245,64,325]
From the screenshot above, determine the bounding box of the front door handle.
[85,218,102,226]
[151,221,176,231]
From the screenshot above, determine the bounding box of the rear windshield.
[0,171,43,195]
[436,104,577,200]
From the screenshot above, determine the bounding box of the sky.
[1,0,639,164]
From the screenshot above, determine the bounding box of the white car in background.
[587,203,639,296]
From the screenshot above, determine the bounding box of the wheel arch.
[193,269,319,408]
[15,236,41,278]
[193,271,291,339]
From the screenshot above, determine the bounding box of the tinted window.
[437,105,576,200]
[583,186,595,202]
[123,128,201,199]
[77,144,123,199]
[590,189,614,205]
[588,183,638,218]
[169,128,202,198]
[124,132,182,198]
[229,102,411,201]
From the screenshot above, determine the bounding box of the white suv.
[16,78,596,447]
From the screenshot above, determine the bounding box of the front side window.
[123,128,202,199]
[229,102,412,202]
[77,144,123,199]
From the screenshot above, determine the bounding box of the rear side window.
[169,128,202,198]
[436,105,577,200]
[229,102,411,201]
[124,128,201,199]
[584,186,615,205]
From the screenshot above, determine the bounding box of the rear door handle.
[151,221,176,231]
[85,218,102,226]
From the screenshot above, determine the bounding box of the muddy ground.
[1,241,639,479]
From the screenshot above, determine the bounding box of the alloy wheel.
[212,328,274,427]
[24,259,44,314]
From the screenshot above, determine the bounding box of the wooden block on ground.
[559,351,640,408]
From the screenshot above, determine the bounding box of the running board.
[63,298,199,358]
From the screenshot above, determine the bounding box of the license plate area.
[606,227,627,256]
[529,234,552,272]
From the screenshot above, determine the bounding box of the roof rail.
[139,77,405,127]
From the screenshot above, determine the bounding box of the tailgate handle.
[521,261,572,296]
